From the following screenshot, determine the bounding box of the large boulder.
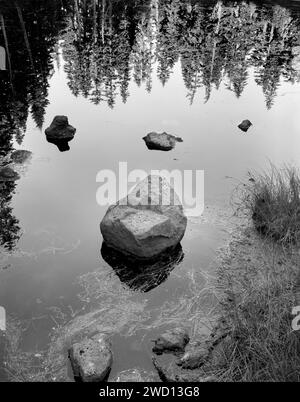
[143,132,183,151]
[68,334,113,382]
[100,175,187,259]
[45,116,76,140]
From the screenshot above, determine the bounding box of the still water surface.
[0,0,300,380]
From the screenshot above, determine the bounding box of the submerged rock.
[0,166,20,182]
[238,120,252,132]
[100,175,187,259]
[45,116,76,140]
[101,242,184,292]
[143,132,183,151]
[68,334,112,382]
[152,328,190,355]
[11,150,32,164]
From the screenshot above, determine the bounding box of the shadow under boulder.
[101,242,184,292]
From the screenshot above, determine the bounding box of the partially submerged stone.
[143,132,183,151]
[238,120,252,132]
[45,116,76,140]
[68,334,112,382]
[11,150,32,164]
[100,175,187,259]
[152,327,190,355]
[0,166,20,182]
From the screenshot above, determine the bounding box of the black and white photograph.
[0,0,300,387]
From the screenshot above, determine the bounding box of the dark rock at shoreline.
[151,319,231,381]
[152,328,189,355]
[101,242,184,292]
[100,175,187,259]
[68,334,112,382]
[11,150,32,164]
[238,120,252,132]
[45,116,76,140]
[0,166,20,182]
[143,132,183,151]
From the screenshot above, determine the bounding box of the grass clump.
[204,166,300,382]
[243,165,300,244]
[207,227,300,382]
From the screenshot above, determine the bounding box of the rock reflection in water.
[101,242,184,293]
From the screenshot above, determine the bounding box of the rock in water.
[100,175,187,259]
[0,166,20,182]
[11,150,32,164]
[152,328,190,355]
[45,116,76,140]
[238,120,252,132]
[143,132,183,151]
[68,334,113,382]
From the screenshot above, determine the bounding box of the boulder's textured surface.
[238,120,252,132]
[0,166,20,182]
[68,334,113,382]
[11,150,32,164]
[100,175,187,259]
[143,132,183,151]
[45,116,76,140]
[152,327,190,355]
